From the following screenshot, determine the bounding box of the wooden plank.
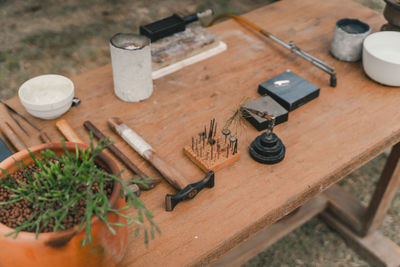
[212,196,327,267]
[322,211,400,267]
[322,185,400,267]
[0,122,26,151]
[362,142,400,236]
[323,184,365,235]
[0,0,395,266]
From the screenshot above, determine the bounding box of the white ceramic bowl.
[18,74,74,120]
[362,31,400,86]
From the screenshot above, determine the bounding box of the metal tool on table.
[1,99,52,144]
[0,99,41,136]
[107,117,214,211]
[55,119,141,196]
[83,120,161,190]
[241,102,287,131]
[208,15,337,87]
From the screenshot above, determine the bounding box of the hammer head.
[165,171,214,211]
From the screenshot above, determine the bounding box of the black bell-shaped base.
[249,132,285,164]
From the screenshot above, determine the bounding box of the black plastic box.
[258,71,320,111]
[140,14,185,42]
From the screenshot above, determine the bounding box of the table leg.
[362,142,400,236]
[322,142,400,267]
[212,196,328,267]
[212,143,400,267]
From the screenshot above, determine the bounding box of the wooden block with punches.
[183,119,240,172]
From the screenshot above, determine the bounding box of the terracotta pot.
[0,142,128,267]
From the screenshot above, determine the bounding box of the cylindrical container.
[110,33,153,102]
[383,0,400,28]
[330,18,371,62]
[363,31,400,86]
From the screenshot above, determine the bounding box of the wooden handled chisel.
[83,120,160,190]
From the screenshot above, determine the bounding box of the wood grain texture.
[183,145,240,172]
[146,151,190,190]
[0,0,395,266]
[55,119,85,143]
[213,196,328,267]
[322,184,400,266]
[0,122,26,151]
[323,184,366,235]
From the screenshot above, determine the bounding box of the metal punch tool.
[0,100,40,136]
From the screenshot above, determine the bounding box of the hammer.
[108,117,214,211]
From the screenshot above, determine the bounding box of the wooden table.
[1,0,400,266]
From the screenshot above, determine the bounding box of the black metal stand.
[249,132,285,164]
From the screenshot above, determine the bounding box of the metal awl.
[0,99,40,135]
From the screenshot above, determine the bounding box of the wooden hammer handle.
[56,119,84,143]
[0,122,26,151]
[108,117,189,190]
[145,151,188,190]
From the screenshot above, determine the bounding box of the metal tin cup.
[110,33,153,102]
[330,18,371,62]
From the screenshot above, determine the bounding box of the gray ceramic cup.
[330,18,371,62]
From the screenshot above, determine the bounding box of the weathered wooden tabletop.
[1,0,395,265]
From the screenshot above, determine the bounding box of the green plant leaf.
[0,134,159,246]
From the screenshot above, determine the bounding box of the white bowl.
[362,31,400,86]
[18,74,74,120]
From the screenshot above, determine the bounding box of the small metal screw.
[229,136,237,154]
[222,129,230,143]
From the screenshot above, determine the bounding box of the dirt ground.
[1,0,397,266]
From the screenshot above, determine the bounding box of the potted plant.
[0,138,157,267]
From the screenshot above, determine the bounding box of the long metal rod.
[209,14,337,87]
[0,99,41,132]
[8,111,30,136]
[267,33,336,86]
